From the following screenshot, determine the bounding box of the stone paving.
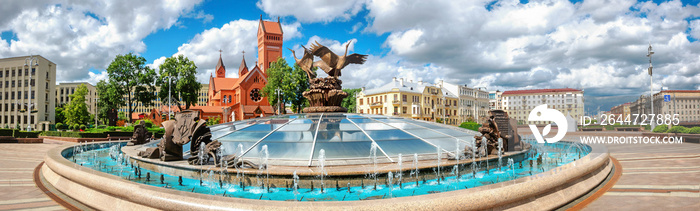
[0,139,68,211]
[2,132,699,210]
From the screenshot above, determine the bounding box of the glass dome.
[208,113,479,166]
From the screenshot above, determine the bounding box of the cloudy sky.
[1,0,699,114]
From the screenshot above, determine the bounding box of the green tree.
[54,103,66,124]
[287,64,311,113]
[262,58,293,114]
[207,116,221,126]
[156,55,201,110]
[341,88,361,113]
[96,80,125,124]
[63,84,91,126]
[106,53,157,122]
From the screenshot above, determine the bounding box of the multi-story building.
[56,82,97,115]
[356,78,462,126]
[629,95,650,117]
[440,81,489,123]
[501,88,584,125]
[0,55,56,131]
[609,102,631,122]
[651,90,700,123]
[118,85,209,118]
[489,90,502,111]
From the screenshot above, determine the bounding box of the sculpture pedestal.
[303,106,347,113]
[303,76,348,113]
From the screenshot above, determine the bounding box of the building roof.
[190,105,228,113]
[211,78,239,91]
[363,78,429,95]
[502,88,582,95]
[659,90,700,93]
[242,105,274,114]
[215,53,225,71]
[259,17,283,35]
[239,55,248,75]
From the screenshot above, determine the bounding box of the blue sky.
[1,0,699,114]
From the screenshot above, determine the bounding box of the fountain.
[42,43,609,209]
[318,149,326,193]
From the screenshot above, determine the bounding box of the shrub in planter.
[80,125,87,130]
[666,125,689,134]
[687,127,700,134]
[652,124,668,133]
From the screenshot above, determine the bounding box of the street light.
[163,75,176,120]
[646,43,654,129]
[24,55,38,131]
[275,88,282,115]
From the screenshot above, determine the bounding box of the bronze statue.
[289,45,318,80]
[309,41,367,77]
[288,41,367,113]
[127,120,151,146]
[139,110,212,163]
[471,110,521,156]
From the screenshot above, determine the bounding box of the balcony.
[392,100,401,105]
[370,102,383,107]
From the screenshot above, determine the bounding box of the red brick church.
[194,16,283,122]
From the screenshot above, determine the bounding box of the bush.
[106,126,117,131]
[15,131,41,138]
[0,129,15,136]
[652,124,668,133]
[689,127,700,134]
[96,125,107,129]
[56,123,64,131]
[142,119,154,128]
[666,125,689,134]
[459,121,481,131]
[80,125,86,130]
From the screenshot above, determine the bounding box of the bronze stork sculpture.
[287,41,367,113]
[309,41,367,77]
[288,45,318,80]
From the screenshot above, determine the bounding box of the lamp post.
[647,43,654,129]
[24,55,38,131]
[163,75,176,120]
[275,88,282,115]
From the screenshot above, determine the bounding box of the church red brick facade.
[193,16,283,122]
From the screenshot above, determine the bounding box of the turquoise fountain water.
[65,138,590,202]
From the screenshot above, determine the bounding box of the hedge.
[41,131,107,138]
[652,124,668,133]
[459,122,481,131]
[15,131,41,138]
[0,129,15,136]
[666,126,689,133]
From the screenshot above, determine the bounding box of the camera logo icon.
[528,104,568,143]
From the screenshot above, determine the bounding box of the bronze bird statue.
[309,40,367,77]
[289,45,317,80]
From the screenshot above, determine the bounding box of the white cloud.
[0,0,206,83]
[256,0,366,23]
[155,19,302,83]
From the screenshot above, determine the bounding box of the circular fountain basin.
[40,114,612,210]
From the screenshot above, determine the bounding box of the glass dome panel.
[211,113,479,165]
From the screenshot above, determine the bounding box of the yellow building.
[56,82,98,116]
[0,55,56,131]
[356,78,460,126]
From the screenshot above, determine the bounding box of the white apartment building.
[440,81,489,123]
[502,88,584,125]
[489,90,502,110]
